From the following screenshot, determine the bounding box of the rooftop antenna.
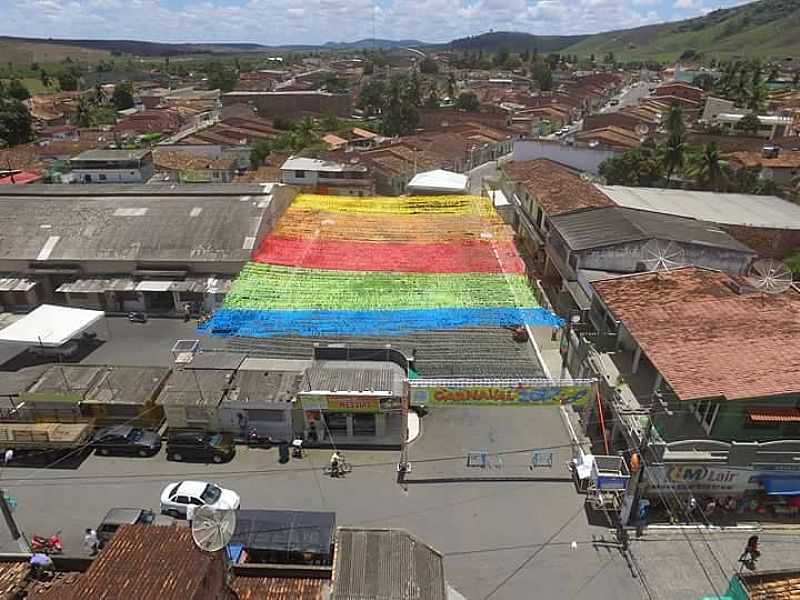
[745,258,793,295]
[191,505,236,553]
[639,239,686,273]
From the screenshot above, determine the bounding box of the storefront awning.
[57,277,136,294]
[747,408,800,422]
[761,477,800,496]
[135,280,175,292]
[0,277,38,292]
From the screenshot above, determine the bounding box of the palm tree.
[665,103,686,140]
[686,143,727,192]
[659,135,686,189]
[747,66,768,113]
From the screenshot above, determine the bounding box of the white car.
[159,480,240,519]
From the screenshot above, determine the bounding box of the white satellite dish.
[635,123,649,136]
[745,258,793,294]
[191,505,237,552]
[640,240,686,272]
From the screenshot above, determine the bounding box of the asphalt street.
[601,81,651,113]
[0,408,648,600]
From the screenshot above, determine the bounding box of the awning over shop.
[0,277,38,292]
[56,277,136,294]
[407,169,469,194]
[135,280,175,292]
[747,408,800,422]
[0,304,104,347]
[760,477,800,496]
[230,509,335,560]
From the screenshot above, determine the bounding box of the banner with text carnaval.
[413,384,593,407]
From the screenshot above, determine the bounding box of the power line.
[482,505,585,600]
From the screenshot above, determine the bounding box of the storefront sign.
[416,384,592,407]
[646,465,757,494]
[299,394,385,413]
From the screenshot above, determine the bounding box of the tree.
[206,64,238,93]
[746,65,768,112]
[446,73,457,101]
[599,141,662,187]
[533,61,553,92]
[39,69,51,89]
[408,71,422,107]
[250,139,272,168]
[320,111,340,132]
[0,97,33,147]
[665,102,686,140]
[111,81,135,111]
[736,111,761,135]
[380,75,419,136]
[686,143,727,192]
[604,51,615,65]
[74,97,93,128]
[425,84,440,109]
[419,56,438,75]
[6,79,30,101]
[659,104,687,188]
[57,71,79,91]
[273,116,295,131]
[455,91,480,112]
[494,48,510,68]
[357,79,386,117]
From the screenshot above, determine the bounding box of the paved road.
[600,81,650,114]
[0,409,648,600]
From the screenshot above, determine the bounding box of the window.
[295,170,306,178]
[323,413,347,437]
[247,409,284,422]
[353,413,376,436]
[693,401,719,434]
[99,174,107,181]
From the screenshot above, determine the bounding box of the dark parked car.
[92,426,162,457]
[97,508,156,548]
[165,430,235,463]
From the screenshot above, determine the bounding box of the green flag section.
[222,263,540,312]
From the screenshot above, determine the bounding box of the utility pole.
[0,486,29,553]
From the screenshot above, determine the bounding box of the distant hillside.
[564,0,800,60]
[0,36,431,62]
[449,32,588,54]
[323,38,427,50]
[447,0,800,61]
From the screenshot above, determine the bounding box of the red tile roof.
[574,126,641,149]
[593,267,800,402]
[231,576,326,600]
[748,407,800,422]
[502,159,613,216]
[728,151,800,170]
[0,171,42,185]
[35,525,225,600]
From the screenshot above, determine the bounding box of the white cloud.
[0,0,742,44]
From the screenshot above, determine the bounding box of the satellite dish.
[191,505,237,552]
[745,258,793,294]
[635,123,649,136]
[580,172,593,181]
[640,240,686,272]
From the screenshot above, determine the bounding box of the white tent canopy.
[407,169,469,194]
[0,304,105,347]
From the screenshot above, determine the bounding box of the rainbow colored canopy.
[202,193,562,338]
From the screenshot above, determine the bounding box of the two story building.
[572,267,800,510]
[69,149,155,184]
[280,156,374,196]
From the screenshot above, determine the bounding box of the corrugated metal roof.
[597,184,800,230]
[304,361,404,395]
[231,576,326,600]
[0,276,38,292]
[550,207,753,252]
[333,528,446,600]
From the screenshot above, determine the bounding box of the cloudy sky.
[1,0,751,45]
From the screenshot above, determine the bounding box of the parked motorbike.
[246,429,274,449]
[31,533,63,555]
[127,312,147,323]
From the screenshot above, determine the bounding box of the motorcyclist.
[330,451,342,478]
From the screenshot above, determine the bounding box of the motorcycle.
[31,533,63,555]
[127,311,147,323]
[246,429,274,449]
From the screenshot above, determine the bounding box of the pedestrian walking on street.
[636,498,650,537]
[84,528,99,556]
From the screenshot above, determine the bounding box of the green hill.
[448,0,800,61]
[564,0,800,60]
